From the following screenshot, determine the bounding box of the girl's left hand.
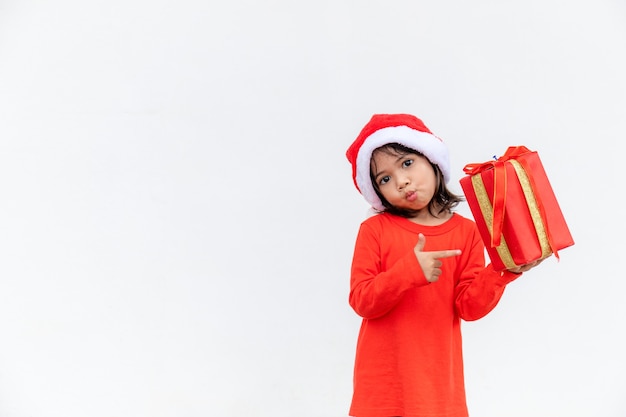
[507,258,545,274]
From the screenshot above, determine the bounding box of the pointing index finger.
[431,249,462,259]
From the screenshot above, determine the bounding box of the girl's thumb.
[414,233,426,253]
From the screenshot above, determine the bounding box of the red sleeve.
[454,226,522,321]
[348,222,430,319]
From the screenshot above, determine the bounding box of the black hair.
[369,143,464,218]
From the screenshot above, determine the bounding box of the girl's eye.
[403,159,413,167]
[379,176,390,185]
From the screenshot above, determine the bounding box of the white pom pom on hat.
[346,113,450,212]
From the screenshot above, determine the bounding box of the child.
[345,113,542,417]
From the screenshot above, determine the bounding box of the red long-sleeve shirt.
[349,212,521,417]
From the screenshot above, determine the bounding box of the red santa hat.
[346,113,450,212]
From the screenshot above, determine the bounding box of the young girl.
[345,113,542,417]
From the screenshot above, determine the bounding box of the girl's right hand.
[414,233,461,283]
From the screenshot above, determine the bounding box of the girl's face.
[371,148,438,213]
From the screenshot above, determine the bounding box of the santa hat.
[346,113,450,212]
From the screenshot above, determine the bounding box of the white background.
[1,1,625,416]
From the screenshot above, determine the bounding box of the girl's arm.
[453,229,522,321]
[349,223,429,319]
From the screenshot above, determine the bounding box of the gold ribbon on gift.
[469,174,517,268]
[463,146,559,268]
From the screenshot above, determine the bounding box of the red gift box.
[460,146,574,271]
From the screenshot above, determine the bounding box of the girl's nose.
[398,176,410,190]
